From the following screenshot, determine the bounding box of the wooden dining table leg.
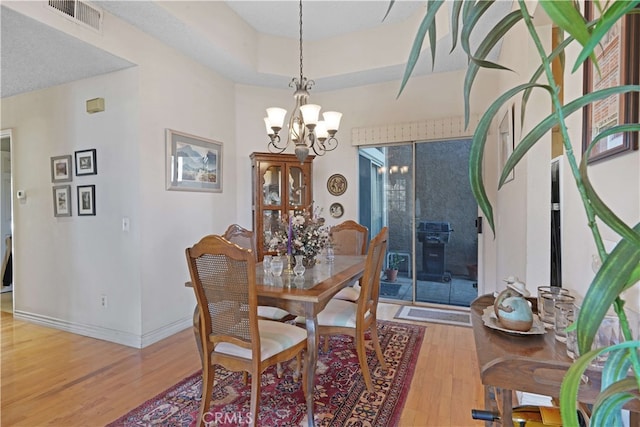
[304,311,319,427]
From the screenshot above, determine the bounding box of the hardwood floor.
[1,303,484,426]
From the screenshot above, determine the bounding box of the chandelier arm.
[322,136,339,152]
[310,136,327,156]
[268,136,289,154]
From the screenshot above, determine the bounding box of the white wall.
[491,2,639,315]
[1,4,238,347]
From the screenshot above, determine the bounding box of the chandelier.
[263,0,342,163]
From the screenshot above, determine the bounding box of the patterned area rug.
[395,305,471,327]
[107,320,424,427]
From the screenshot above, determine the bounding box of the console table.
[471,294,639,426]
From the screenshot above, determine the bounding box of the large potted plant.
[387,0,640,424]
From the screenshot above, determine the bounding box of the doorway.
[1,130,13,313]
[359,139,479,307]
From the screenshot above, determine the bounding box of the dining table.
[187,254,366,427]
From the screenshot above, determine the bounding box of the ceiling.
[1,1,514,99]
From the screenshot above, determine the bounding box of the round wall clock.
[329,202,344,218]
[327,174,347,196]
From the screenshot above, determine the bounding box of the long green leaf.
[561,341,640,426]
[591,378,638,426]
[577,223,640,354]
[449,0,464,53]
[463,10,522,126]
[469,83,547,235]
[499,85,640,187]
[602,347,633,389]
[581,123,640,247]
[539,0,590,46]
[521,34,574,127]
[382,0,395,22]
[397,0,445,97]
[574,1,640,71]
[460,1,494,57]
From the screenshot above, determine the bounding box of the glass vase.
[293,255,306,277]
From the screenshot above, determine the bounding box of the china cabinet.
[250,152,314,260]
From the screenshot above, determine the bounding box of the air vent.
[48,0,102,32]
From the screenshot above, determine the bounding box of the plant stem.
[518,0,640,393]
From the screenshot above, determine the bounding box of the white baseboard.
[13,310,192,349]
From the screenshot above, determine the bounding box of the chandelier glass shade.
[264,0,342,163]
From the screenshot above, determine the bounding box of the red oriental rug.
[107,320,425,427]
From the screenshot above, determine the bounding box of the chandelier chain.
[298,0,304,82]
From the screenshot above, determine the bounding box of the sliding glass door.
[359,139,478,307]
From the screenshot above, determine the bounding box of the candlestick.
[287,215,293,255]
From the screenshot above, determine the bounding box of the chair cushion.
[257,305,292,320]
[296,298,357,328]
[213,320,307,361]
[332,283,361,302]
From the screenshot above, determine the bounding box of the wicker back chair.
[186,235,307,427]
[330,220,369,301]
[223,224,257,260]
[304,227,389,391]
[330,220,368,256]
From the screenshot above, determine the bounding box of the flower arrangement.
[268,206,329,263]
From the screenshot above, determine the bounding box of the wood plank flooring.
[1,303,484,426]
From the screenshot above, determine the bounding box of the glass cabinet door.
[289,166,305,207]
[263,165,282,205]
[263,210,282,252]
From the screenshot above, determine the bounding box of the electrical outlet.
[100,295,107,308]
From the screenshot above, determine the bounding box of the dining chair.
[186,235,307,427]
[222,224,296,323]
[299,227,389,392]
[331,220,368,302]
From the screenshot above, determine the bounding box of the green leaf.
[449,0,464,53]
[539,0,589,46]
[521,34,574,127]
[397,0,445,97]
[382,0,395,22]
[469,83,548,236]
[499,85,640,187]
[463,10,522,126]
[581,123,640,247]
[460,1,494,57]
[591,378,638,426]
[561,341,640,426]
[602,347,633,389]
[577,223,640,354]
[573,1,640,72]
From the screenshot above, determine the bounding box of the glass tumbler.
[262,255,272,275]
[537,286,571,325]
[540,292,574,328]
[270,256,284,277]
[554,301,575,342]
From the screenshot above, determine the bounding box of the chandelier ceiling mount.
[263,0,342,163]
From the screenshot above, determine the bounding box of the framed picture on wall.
[165,129,223,192]
[50,155,72,183]
[582,1,639,163]
[75,149,97,176]
[77,185,96,216]
[52,185,72,217]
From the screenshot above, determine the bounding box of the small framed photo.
[51,155,72,183]
[77,185,96,216]
[75,149,97,176]
[166,129,223,192]
[52,185,72,217]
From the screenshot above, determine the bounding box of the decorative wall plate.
[327,174,347,196]
[329,202,344,218]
